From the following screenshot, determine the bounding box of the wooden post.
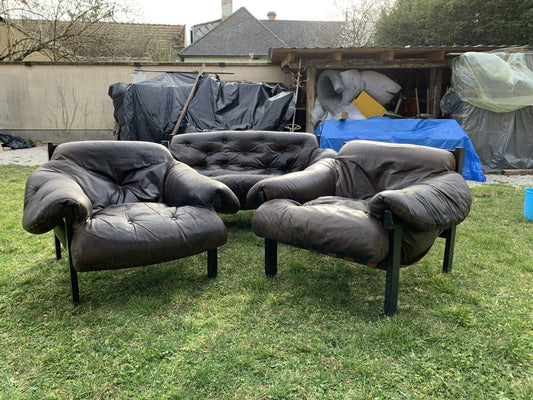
[305,66,316,133]
[170,64,204,137]
[428,67,443,118]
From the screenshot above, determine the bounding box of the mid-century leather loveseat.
[167,130,337,210]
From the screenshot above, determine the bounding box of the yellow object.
[352,91,386,118]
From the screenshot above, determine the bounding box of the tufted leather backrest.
[48,141,175,210]
[335,140,457,200]
[169,131,326,176]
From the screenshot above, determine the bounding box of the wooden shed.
[269,46,507,132]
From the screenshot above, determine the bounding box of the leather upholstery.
[249,140,472,266]
[22,141,240,272]
[168,130,337,209]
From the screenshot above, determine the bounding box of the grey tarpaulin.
[0,130,34,149]
[441,91,533,172]
[108,73,295,142]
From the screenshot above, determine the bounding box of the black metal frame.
[263,147,465,316]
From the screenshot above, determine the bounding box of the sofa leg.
[207,249,217,278]
[384,225,402,316]
[442,225,456,273]
[265,239,278,276]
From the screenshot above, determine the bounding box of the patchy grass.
[1,165,532,399]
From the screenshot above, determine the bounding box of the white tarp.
[452,52,533,113]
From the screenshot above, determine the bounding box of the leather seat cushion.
[71,203,227,272]
[252,197,390,265]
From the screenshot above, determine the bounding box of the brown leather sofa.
[247,140,472,316]
[167,130,337,210]
[22,141,240,303]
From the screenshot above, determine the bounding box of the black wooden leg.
[384,225,402,316]
[207,248,217,278]
[265,238,278,276]
[65,220,79,305]
[54,234,62,260]
[442,225,456,273]
[68,256,80,305]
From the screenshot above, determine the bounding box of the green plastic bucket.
[525,188,533,221]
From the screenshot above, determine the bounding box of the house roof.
[6,19,185,61]
[180,7,345,58]
[181,7,285,57]
[261,20,345,48]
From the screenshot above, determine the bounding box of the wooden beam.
[428,67,443,118]
[299,58,449,70]
[331,51,343,61]
[281,52,295,68]
[502,169,533,175]
[379,50,395,61]
[305,66,316,133]
[427,50,446,61]
[171,64,204,137]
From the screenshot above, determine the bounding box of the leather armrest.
[368,172,472,231]
[164,161,240,214]
[309,147,337,164]
[22,171,92,234]
[246,158,337,208]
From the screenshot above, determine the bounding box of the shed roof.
[270,45,522,68]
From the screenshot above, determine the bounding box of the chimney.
[222,0,232,20]
[267,11,276,20]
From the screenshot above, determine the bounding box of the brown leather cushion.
[252,197,389,265]
[252,196,442,266]
[71,203,227,272]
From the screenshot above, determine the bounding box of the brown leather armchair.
[167,130,337,210]
[247,140,472,316]
[22,141,240,304]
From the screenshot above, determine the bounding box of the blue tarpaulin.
[315,117,486,182]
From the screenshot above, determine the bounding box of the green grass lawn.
[1,165,532,399]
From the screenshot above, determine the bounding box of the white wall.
[0,62,291,143]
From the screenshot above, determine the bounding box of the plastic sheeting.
[108,73,295,142]
[315,117,486,182]
[441,90,533,172]
[312,69,401,125]
[0,130,34,149]
[452,52,533,113]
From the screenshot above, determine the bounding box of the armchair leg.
[442,225,456,273]
[384,225,402,316]
[54,234,62,260]
[207,249,217,278]
[64,220,79,305]
[68,255,80,305]
[265,239,278,276]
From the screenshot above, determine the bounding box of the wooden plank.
[332,112,348,120]
[427,49,446,61]
[379,50,395,61]
[428,67,443,118]
[502,169,533,175]
[331,51,343,61]
[305,66,316,133]
[171,64,204,137]
[281,52,295,68]
[300,58,448,70]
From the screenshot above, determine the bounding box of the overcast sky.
[132,0,344,28]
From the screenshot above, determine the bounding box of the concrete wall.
[0,62,291,143]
